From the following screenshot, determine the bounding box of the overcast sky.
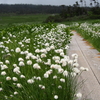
[0,0,99,6]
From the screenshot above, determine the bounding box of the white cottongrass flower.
[84,68,89,71]
[36,58,42,63]
[73,63,79,67]
[20,51,25,55]
[44,59,51,65]
[36,77,41,81]
[15,47,21,53]
[35,49,40,53]
[73,58,78,63]
[54,95,58,99]
[25,38,30,43]
[60,58,67,64]
[41,86,45,89]
[2,37,6,39]
[5,60,10,64]
[41,53,46,58]
[0,62,3,65]
[6,76,11,81]
[55,49,63,53]
[27,60,32,65]
[68,60,73,65]
[71,72,77,77]
[55,60,60,64]
[60,78,65,83]
[44,73,49,78]
[60,59,67,66]
[27,79,34,84]
[46,47,50,51]
[13,67,20,74]
[44,70,52,78]
[72,53,78,59]
[75,92,82,98]
[10,95,13,97]
[65,45,69,49]
[63,70,68,77]
[45,43,49,47]
[50,45,55,49]
[40,49,47,53]
[24,50,29,54]
[73,68,80,74]
[1,71,6,75]
[50,64,61,69]
[46,69,53,75]
[58,85,62,89]
[12,77,18,81]
[80,67,85,71]
[58,68,64,73]
[80,67,89,71]
[20,75,25,78]
[13,64,17,67]
[52,56,60,61]
[33,63,41,69]
[0,88,3,91]
[31,55,37,59]
[39,84,45,90]
[39,84,42,88]
[27,53,33,58]
[17,83,22,88]
[14,91,18,95]
[25,56,30,59]
[60,52,64,57]
[53,75,57,79]
[19,61,25,66]
[18,58,24,62]
[11,49,14,52]
[1,65,8,70]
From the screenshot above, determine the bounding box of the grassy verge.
[71,21,100,52]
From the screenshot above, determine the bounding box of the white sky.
[0,0,99,6]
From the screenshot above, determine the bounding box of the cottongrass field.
[72,22,100,52]
[0,23,88,100]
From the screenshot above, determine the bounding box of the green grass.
[0,23,82,100]
[71,22,100,52]
[0,14,50,29]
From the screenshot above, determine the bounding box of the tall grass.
[0,23,88,100]
[71,22,100,52]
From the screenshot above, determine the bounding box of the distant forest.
[0,3,100,22]
[0,4,66,14]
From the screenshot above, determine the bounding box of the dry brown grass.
[97,53,100,55]
[94,56,100,58]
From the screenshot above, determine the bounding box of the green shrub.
[44,15,63,23]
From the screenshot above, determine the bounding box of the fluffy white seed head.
[54,95,58,99]
[27,79,34,84]
[75,92,82,98]
[12,77,18,81]
[33,63,41,69]
[19,61,25,66]
[27,60,32,65]
[17,83,22,88]
[6,76,11,81]
[15,47,21,53]
[1,71,6,75]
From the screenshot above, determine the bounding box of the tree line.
[45,0,100,22]
[0,4,67,14]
